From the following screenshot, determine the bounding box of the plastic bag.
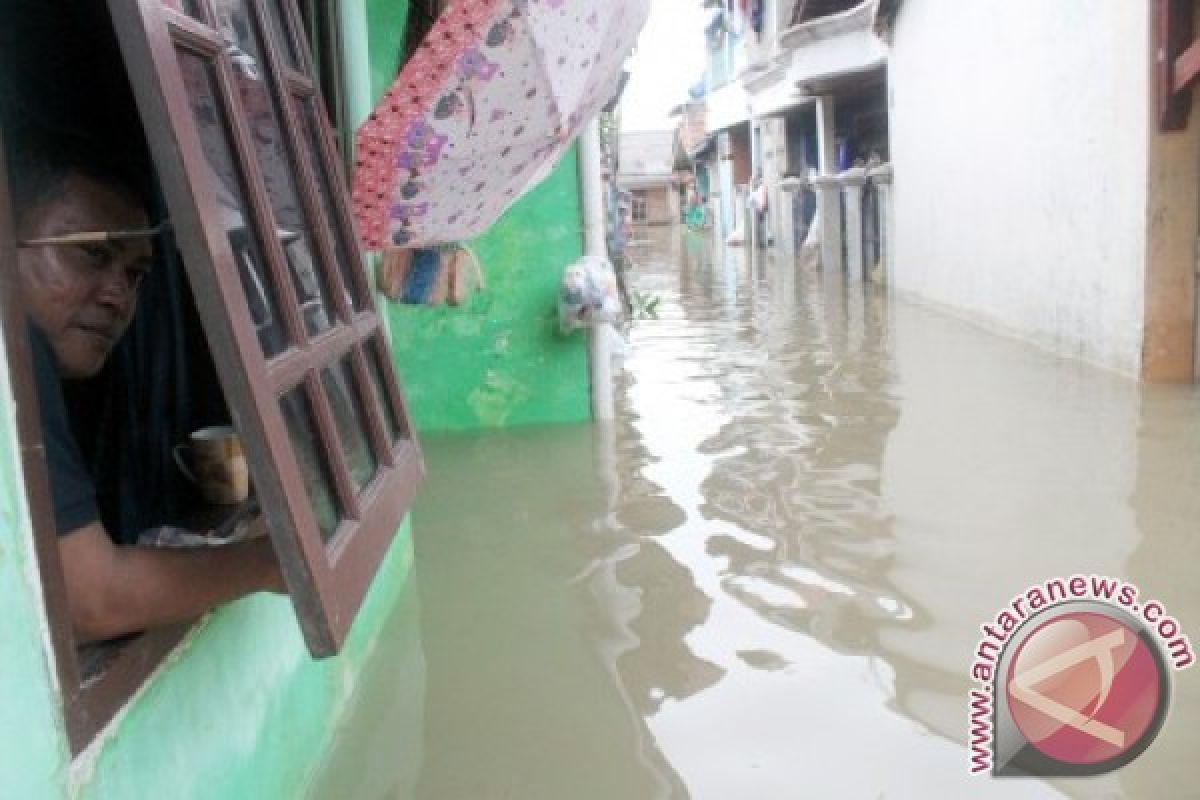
[559,255,623,333]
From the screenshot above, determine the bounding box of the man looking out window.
[12,141,285,644]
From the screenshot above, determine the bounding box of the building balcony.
[778,0,888,93]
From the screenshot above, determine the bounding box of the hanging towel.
[403,248,445,304]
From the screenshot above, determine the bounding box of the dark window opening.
[791,0,862,27]
[401,1,445,66]
[834,80,889,165]
[296,0,350,167]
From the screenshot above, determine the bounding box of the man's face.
[17,173,152,379]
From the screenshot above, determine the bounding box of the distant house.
[673,100,715,199]
[690,0,1200,382]
[618,130,680,226]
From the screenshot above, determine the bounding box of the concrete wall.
[889,0,1151,376]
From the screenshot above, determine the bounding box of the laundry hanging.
[353,0,651,249]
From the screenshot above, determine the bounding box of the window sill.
[70,622,197,755]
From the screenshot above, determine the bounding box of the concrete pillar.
[764,118,786,251]
[580,121,614,421]
[815,95,838,176]
[867,163,893,285]
[742,185,755,252]
[813,96,843,273]
[779,174,809,256]
[840,167,868,283]
[812,175,842,272]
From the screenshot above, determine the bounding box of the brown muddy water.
[309,227,1200,799]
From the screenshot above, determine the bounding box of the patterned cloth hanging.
[353,0,652,250]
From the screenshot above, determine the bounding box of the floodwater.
[309,227,1200,799]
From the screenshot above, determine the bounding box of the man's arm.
[59,523,285,644]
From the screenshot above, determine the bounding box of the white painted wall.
[889,0,1150,375]
[705,81,752,134]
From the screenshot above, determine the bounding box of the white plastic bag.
[559,255,623,332]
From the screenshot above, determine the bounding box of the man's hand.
[60,522,286,644]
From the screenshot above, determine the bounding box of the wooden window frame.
[110,0,424,653]
[1158,0,1200,131]
[631,194,648,223]
[296,0,351,166]
[0,0,423,755]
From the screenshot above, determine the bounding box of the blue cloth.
[403,248,443,304]
[750,0,764,33]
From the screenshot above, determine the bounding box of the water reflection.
[413,427,687,800]
[311,226,1198,799]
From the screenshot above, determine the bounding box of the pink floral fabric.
[352,0,650,250]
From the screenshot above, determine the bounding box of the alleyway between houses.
[310,227,1200,799]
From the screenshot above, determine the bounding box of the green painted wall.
[364,0,411,101]
[0,348,67,798]
[0,316,417,800]
[77,535,414,799]
[0,6,423,797]
[387,159,590,432]
[0,1,590,795]
[359,0,590,434]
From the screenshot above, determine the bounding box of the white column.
[868,163,894,285]
[840,167,868,283]
[814,95,843,273]
[815,95,838,176]
[767,119,786,251]
[580,121,614,421]
[812,175,841,272]
[778,174,808,256]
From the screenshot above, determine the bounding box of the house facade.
[617,130,680,226]
[696,0,1198,382]
[888,0,1199,382]
[0,2,594,797]
[698,0,894,263]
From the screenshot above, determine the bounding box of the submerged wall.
[0,317,417,799]
[2,0,591,793]
[888,0,1151,376]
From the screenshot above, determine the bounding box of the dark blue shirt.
[28,324,100,536]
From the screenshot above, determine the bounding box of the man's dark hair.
[5,132,152,231]
[0,0,151,227]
